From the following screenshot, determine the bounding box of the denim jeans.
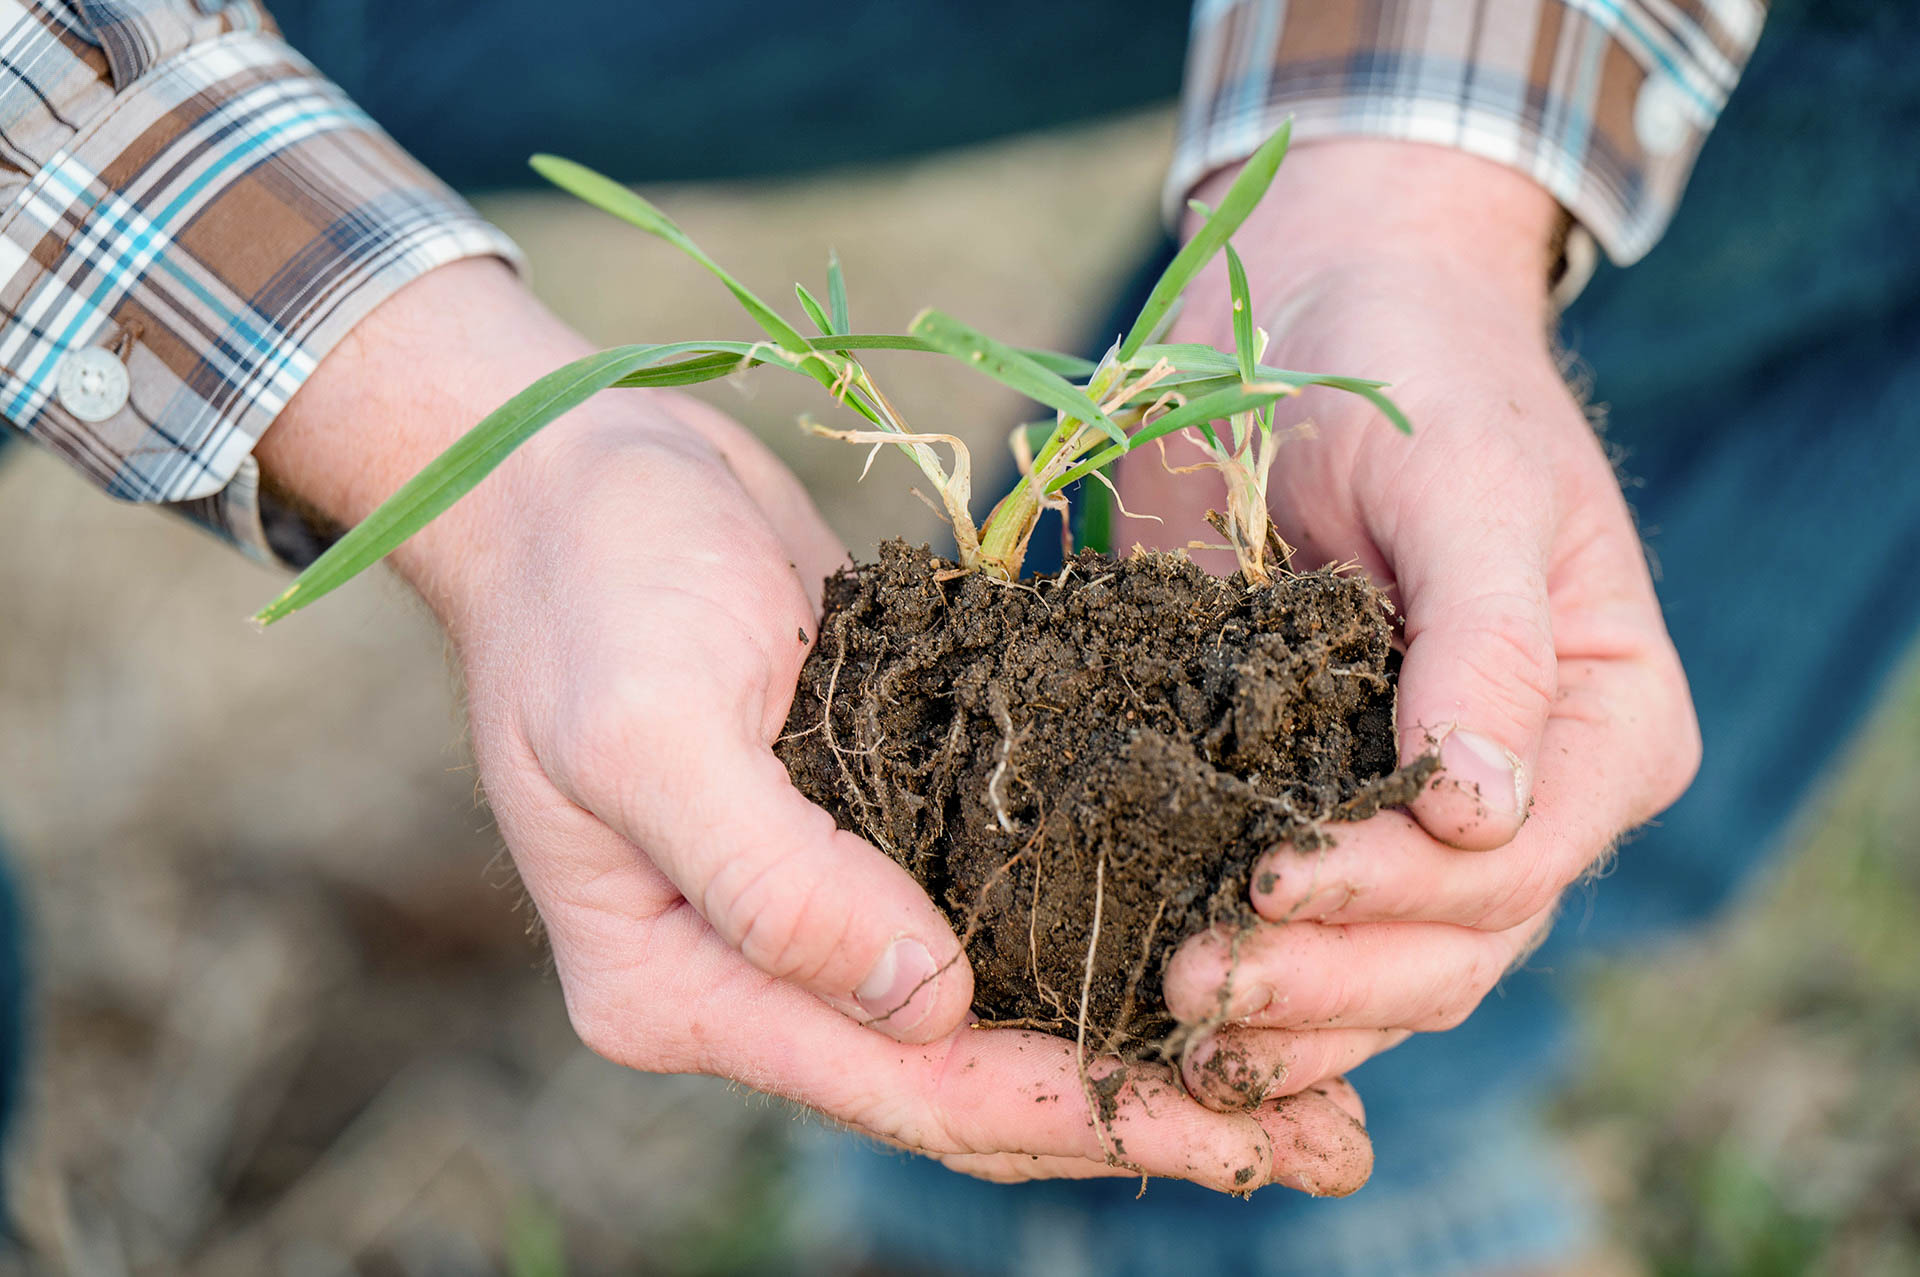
[7,0,1912,1268]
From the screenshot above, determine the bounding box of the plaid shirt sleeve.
[1170,0,1769,275]
[0,0,519,566]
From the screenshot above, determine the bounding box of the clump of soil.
[777,540,1433,1055]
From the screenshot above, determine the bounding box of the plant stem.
[975,420,1113,576]
[974,358,1132,576]
[976,463,1049,578]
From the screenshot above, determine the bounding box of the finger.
[1180,1027,1409,1111]
[1254,1089,1373,1197]
[527,814,1373,1196]
[1254,653,1697,931]
[941,1078,1372,1195]
[514,702,974,1044]
[914,1051,1372,1196]
[938,1151,1138,1184]
[1166,914,1552,1033]
[514,714,1376,1194]
[1305,1074,1367,1127]
[675,741,977,1043]
[1384,440,1559,849]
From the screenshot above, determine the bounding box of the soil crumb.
[777,540,1433,1053]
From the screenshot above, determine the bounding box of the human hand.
[259,260,1376,1193]
[1120,142,1701,1108]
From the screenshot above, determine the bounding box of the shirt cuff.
[0,9,520,567]
[1167,0,1768,271]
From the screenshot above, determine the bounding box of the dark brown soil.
[777,540,1433,1055]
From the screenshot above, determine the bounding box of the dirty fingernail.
[1439,728,1526,819]
[1187,1034,1284,1111]
[856,937,938,1034]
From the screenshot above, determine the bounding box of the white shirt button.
[1634,74,1693,158]
[57,347,131,423]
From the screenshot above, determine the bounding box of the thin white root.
[806,422,982,564]
[1084,468,1164,527]
[1153,434,1216,478]
[1075,852,1119,1166]
[986,693,1021,834]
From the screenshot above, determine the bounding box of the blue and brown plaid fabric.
[0,0,514,562]
[3,1,1767,566]
[1172,0,1769,271]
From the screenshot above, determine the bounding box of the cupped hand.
[1119,142,1701,1110]
[266,258,1373,1193]
[447,394,1372,1192]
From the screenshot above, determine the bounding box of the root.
[949,819,1047,969]
[857,824,1040,1034]
[1264,521,1297,574]
[985,688,1023,834]
[1083,467,1165,529]
[1075,851,1122,1166]
[1028,851,1069,1021]
[1098,898,1166,1057]
[975,572,1050,606]
[1165,922,1255,1071]
[816,624,881,835]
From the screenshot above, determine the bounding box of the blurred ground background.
[0,108,1914,1276]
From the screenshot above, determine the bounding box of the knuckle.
[1471,846,1565,931]
[1607,650,1704,828]
[1298,946,1359,1025]
[1415,940,1504,1031]
[705,851,845,988]
[1463,614,1557,722]
[1416,591,1557,739]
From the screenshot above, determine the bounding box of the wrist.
[1191,138,1563,324]
[254,259,707,638]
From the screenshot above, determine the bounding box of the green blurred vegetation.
[1564,655,1920,1276]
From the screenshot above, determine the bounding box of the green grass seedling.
[255,124,1408,625]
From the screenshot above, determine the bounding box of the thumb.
[598,724,974,1044]
[1388,494,1557,849]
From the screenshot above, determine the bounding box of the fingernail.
[1271,1168,1323,1197]
[1225,980,1273,1021]
[1282,882,1350,921]
[856,937,938,1034]
[1188,1034,1284,1111]
[1439,728,1526,818]
[1254,859,1344,921]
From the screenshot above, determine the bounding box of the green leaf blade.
[827,251,851,334]
[1225,243,1257,386]
[531,154,818,366]
[1117,121,1292,362]
[601,334,1097,387]
[909,309,1127,447]
[256,344,687,625]
[795,283,833,335]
